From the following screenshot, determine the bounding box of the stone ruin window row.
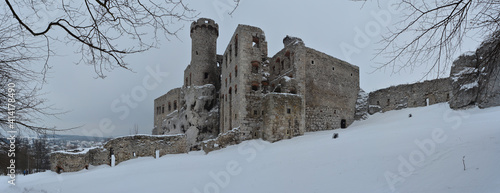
[272,51,293,76]
[157,100,178,115]
[156,105,165,115]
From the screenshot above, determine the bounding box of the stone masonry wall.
[156,85,219,147]
[367,78,452,114]
[303,47,359,131]
[50,134,187,173]
[154,88,181,131]
[220,24,268,141]
[184,18,219,88]
[262,93,304,142]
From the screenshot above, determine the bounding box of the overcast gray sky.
[37,0,482,137]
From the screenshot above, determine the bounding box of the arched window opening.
[235,65,238,77]
[174,100,177,110]
[168,102,172,112]
[235,85,238,94]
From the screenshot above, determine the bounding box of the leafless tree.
[0,0,240,135]
[130,123,139,135]
[0,15,61,133]
[373,0,500,78]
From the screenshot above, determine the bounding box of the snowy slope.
[1,103,500,193]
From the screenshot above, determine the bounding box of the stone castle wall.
[50,134,187,173]
[219,25,268,141]
[262,93,304,142]
[156,85,219,147]
[367,78,452,114]
[303,48,359,131]
[154,88,181,131]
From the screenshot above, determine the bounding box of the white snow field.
[2,103,500,193]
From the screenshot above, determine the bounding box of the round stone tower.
[186,18,219,87]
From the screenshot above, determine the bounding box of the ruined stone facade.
[153,18,360,146]
[366,78,452,114]
[50,134,187,172]
[262,94,303,142]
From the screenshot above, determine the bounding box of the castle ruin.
[153,18,359,146]
[51,18,500,172]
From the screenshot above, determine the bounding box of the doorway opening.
[341,119,347,129]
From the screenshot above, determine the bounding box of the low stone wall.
[104,134,187,165]
[50,134,188,173]
[50,150,94,173]
[198,128,243,154]
[367,78,452,114]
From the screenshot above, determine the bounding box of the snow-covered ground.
[2,103,500,193]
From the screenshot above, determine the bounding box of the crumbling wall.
[153,88,181,131]
[199,128,243,154]
[50,151,91,173]
[50,134,187,172]
[157,85,219,147]
[368,78,452,114]
[103,134,187,165]
[219,24,268,141]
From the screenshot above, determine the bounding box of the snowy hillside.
[2,103,500,193]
